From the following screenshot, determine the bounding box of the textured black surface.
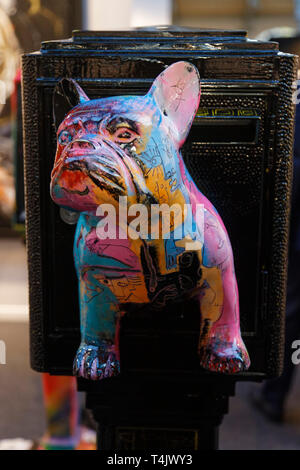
[22,55,46,372]
[266,55,296,376]
[22,28,297,379]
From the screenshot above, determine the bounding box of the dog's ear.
[53,79,90,130]
[148,61,201,147]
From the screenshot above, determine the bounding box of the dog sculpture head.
[50,61,201,213]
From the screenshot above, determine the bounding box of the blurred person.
[9,0,63,53]
[251,28,300,423]
[0,4,19,114]
[0,5,18,225]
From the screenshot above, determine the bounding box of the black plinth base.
[78,373,236,450]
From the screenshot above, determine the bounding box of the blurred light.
[83,0,133,30]
[256,26,298,41]
[131,0,172,28]
[0,304,29,322]
[82,0,172,30]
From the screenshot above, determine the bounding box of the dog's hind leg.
[197,209,250,374]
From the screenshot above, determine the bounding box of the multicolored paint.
[40,374,80,450]
[50,61,250,380]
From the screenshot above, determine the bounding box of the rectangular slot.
[188,117,260,144]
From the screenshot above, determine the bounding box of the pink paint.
[85,228,141,272]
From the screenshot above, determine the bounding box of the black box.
[22,28,297,379]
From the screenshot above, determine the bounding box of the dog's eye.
[58,130,72,145]
[118,131,131,139]
[114,127,138,143]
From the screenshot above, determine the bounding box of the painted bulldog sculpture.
[50,61,250,380]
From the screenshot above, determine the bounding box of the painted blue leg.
[73,270,121,380]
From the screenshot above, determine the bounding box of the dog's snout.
[70,140,97,150]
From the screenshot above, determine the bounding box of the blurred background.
[1,0,300,450]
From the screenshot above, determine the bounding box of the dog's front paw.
[73,343,120,380]
[199,337,250,374]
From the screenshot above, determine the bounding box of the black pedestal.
[79,374,236,450]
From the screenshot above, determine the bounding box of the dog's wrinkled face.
[51,96,159,211]
[50,62,201,214]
